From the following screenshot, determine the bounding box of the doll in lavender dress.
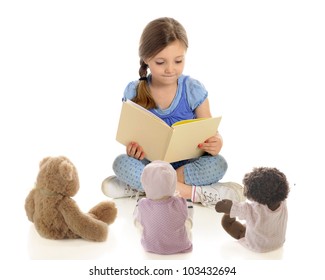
[133,160,193,255]
[215,167,290,253]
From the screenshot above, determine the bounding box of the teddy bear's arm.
[25,189,36,222]
[58,197,108,242]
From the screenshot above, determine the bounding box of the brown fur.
[25,156,117,242]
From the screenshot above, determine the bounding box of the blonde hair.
[132,17,188,109]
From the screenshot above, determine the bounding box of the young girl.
[133,160,193,254]
[102,17,244,206]
[215,167,290,252]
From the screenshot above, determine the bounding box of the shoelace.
[124,186,144,200]
[199,189,221,207]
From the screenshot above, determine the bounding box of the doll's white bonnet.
[141,160,176,200]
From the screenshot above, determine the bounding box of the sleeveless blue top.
[123,74,208,126]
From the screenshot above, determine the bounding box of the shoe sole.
[101,176,145,199]
[101,176,119,198]
[226,183,246,202]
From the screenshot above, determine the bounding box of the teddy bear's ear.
[39,157,51,169]
[59,159,74,181]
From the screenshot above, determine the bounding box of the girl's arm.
[195,98,223,156]
[194,98,212,118]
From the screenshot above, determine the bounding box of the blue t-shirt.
[123,74,208,126]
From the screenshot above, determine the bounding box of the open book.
[116,100,222,163]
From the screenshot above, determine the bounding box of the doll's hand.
[126,142,145,160]
[215,199,233,214]
[198,132,223,156]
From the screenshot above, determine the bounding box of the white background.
[1,0,324,279]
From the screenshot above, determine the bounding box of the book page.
[163,117,222,162]
[172,118,208,126]
[116,101,173,161]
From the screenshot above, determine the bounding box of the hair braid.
[132,60,156,109]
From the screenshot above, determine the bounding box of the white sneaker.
[192,182,245,207]
[101,176,145,199]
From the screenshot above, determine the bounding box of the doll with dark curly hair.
[215,167,290,253]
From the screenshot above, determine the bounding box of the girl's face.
[145,40,186,86]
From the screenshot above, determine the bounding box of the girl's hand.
[126,142,145,160]
[198,132,223,156]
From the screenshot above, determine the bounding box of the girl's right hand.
[126,142,145,160]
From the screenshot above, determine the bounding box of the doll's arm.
[133,199,145,232]
[215,199,233,214]
[133,200,140,226]
[186,199,194,228]
[25,189,36,222]
[187,199,194,218]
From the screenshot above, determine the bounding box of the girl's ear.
[143,57,150,65]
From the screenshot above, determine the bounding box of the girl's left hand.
[198,132,223,156]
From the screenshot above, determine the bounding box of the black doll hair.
[243,167,290,206]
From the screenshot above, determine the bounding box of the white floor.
[1,1,324,279]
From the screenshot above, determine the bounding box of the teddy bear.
[25,156,117,242]
[215,167,290,253]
